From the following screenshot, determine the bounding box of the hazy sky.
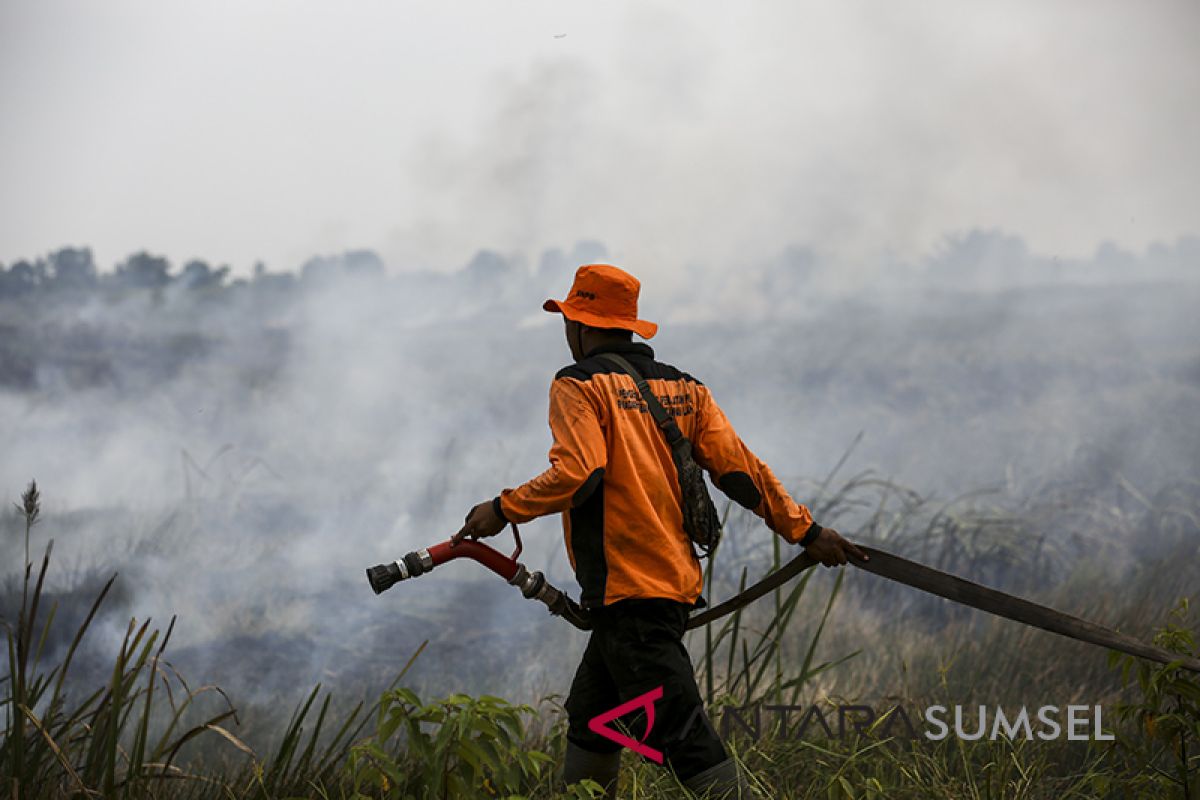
[2,0,1197,276]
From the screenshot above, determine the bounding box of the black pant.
[564,598,728,781]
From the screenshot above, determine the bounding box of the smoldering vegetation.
[1,231,1199,753]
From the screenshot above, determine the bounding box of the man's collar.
[583,341,655,360]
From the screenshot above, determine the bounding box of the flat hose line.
[686,545,1200,674]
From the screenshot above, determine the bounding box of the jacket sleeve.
[498,377,608,523]
[691,386,818,544]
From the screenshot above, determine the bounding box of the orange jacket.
[498,342,818,609]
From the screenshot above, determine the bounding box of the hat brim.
[543,299,658,339]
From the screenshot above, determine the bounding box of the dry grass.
[3,469,1198,798]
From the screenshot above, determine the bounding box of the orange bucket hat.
[542,264,658,339]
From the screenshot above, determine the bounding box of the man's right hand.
[451,500,507,546]
[804,527,869,567]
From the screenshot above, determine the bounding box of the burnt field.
[2,235,1199,797]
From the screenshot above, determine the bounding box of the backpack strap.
[596,353,684,446]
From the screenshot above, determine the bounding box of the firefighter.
[453,264,865,798]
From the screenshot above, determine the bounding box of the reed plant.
[3,469,1197,798]
[0,481,416,799]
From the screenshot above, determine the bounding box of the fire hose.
[367,526,1200,673]
[366,524,593,630]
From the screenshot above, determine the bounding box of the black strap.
[597,353,684,445]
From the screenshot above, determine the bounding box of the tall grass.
[4,471,1198,798]
[0,481,427,799]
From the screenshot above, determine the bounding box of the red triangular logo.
[587,685,665,763]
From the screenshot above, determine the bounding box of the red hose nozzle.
[367,527,592,630]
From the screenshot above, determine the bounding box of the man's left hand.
[452,500,507,545]
[804,526,869,567]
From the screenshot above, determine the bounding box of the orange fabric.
[542,264,658,339]
[499,347,816,607]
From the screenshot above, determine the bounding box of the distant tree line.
[0,247,390,299]
[3,234,1196,301]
